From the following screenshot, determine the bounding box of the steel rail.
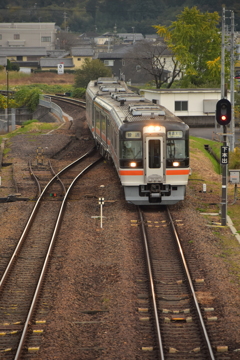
[167,207,215,360]
[14,156,103,360]
[138,207,165,360]
[49,159,67,195]
[0,147,96,292]
[50,95,86,108]
[28,160,42,198]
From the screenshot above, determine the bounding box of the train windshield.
[166,139,187,159]
[120,140,142,159]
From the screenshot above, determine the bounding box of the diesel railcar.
[86,77,190,205]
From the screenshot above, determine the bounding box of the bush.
[14,87,43,112]
[229,147,240,169]
[72,87,86,98]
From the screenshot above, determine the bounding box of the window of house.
[0,34,2,40]
[136,65,141,72]
[78,58,81,61]
[175,101,188,111]
[122,59,125,66]
[16,56,23,61]
[104,60,114,66]
[14,34,20,40]
[41,36,51,42]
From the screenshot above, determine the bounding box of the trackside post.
[98,197,104,228]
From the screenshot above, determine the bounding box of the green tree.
[154,7,222,87]
[74,59,112,88]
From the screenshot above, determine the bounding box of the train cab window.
[149,139,160,168]
[120,140,142,159]
[167,139,186,159]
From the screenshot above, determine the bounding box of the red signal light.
[216,99,231,126]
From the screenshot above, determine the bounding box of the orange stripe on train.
[166,169,190,175]
[119,170,144,176]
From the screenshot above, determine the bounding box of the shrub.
[72,87,86,98]
[229,147,240,169]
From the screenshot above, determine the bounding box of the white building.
[0,23,56,50]
[141,88,231,127]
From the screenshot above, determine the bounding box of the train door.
[145,137,164,183]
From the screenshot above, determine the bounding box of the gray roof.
[40,57,74,68]
[70,47,94,57]
[0,47,47,56]
[46,50,70,58]
[98,43,172,59]
[98,45,134,59]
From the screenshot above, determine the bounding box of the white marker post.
[98,197,104,228]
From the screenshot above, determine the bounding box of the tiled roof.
[71,47,94,56]
[40,57,74,67]
[0,47,47,56]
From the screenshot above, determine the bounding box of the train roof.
[87,78,187,126]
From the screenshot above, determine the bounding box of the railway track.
[49,95,86,109]
[0,147,102,360]
[136,206,230,360]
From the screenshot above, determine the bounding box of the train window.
[120,140,142,159]
[149,140,160,168]
[95,109,100,133]
[167,139,186,159]
[167,131,183,138]
[101,113,106,137]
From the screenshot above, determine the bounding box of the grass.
[190,136,221,174]
[0,120,60,142]
[190,136,240,285]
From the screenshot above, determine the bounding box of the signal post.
[216,98,231,226]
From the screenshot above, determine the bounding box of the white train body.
[86,78,190,205]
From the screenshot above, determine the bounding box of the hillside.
[2,0,240,33]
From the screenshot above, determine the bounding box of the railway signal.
[216,98,231,125]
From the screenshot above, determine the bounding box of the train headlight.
[173,161,180,167]
[148,125,161,133]
[130,161,137,168]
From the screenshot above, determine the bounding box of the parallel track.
[138,206,216,360]
[0,148,102,360]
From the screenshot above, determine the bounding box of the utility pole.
[221,6,225,99]
[230,10,235,151]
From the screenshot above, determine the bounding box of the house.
[0,23,56,50]
[141,88,231,126]
[0,47,47,71]
[70,47,95,69]
[97,43,172,85]
[39,57,74,71]
[117,33,144,43]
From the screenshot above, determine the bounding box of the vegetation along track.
[135,206,234,360]
[0,147,102,360]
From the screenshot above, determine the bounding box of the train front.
[119,120,190,205]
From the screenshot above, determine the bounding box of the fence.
[0,95,63,134]
[39,95,63,122]
[0,109,16,134]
